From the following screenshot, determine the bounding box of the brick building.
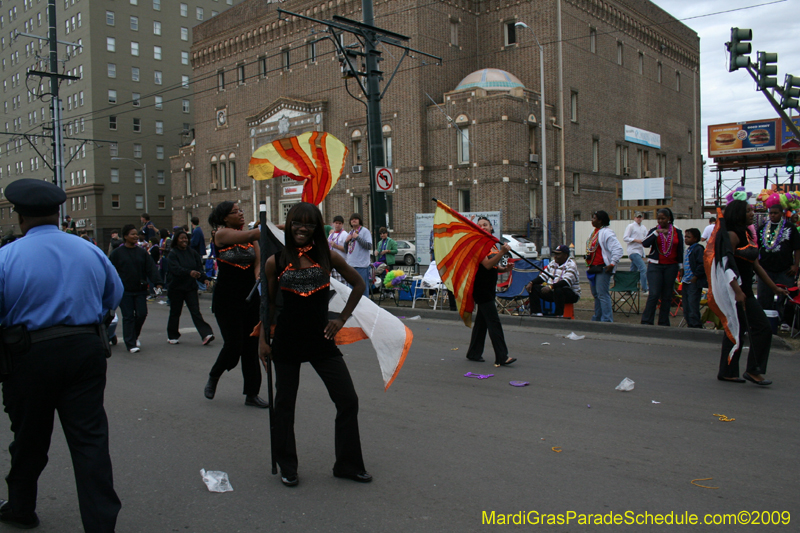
[171,0,702,250]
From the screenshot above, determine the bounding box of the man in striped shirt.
[525,245,581,317]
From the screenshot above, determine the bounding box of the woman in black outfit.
[718,200,788,385]
[166,230,214,345]
[204,202,268,408]
[261,202,368,487]
[464,217,516,367]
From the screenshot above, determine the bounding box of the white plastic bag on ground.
[615,378,635,391]
[200,469,233,492]
[566,332,585,340]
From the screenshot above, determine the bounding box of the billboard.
[624,125,661,149]
[779,116,800,152]
[622,178,665,200]
[708,119,779,157]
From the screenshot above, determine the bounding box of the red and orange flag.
[433,199,500,327]
[248,131,348,205]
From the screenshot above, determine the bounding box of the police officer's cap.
[5,179,66,217]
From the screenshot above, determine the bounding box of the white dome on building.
[454,69,525,92]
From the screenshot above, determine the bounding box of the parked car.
[395,240,417,265]
[501,234,538,259]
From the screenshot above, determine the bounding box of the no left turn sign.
[375,167,394,192]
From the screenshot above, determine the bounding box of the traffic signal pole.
[362,0,388,239]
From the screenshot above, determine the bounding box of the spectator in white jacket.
[623,212,648,292]
[586,210,623,322]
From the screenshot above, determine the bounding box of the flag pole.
[258,201,277,476]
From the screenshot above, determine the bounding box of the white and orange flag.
[248,131,348,205]
[432,199,501,327]
[704,208,740,361]
[329,278,412,390]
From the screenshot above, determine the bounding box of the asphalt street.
[0,299,798,532]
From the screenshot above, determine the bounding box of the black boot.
[204,375,220,399]
[245,395,269,408]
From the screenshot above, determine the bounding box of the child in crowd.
[681,228,706,328]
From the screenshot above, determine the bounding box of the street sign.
[375,167,394,192]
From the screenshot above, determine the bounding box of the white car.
[501,234,538,259]
[395,240,416,266]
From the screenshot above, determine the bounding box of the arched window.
[210,155,218,189]
[184,162,192,195]
[228,153,236,188]
[351,129,362,166]
[382,124,392,168]
[455,114,469,164]
[219,154,227,189]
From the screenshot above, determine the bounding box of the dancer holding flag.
[706,199,788,385]
[432,201,515,367]
[260,203,371,487]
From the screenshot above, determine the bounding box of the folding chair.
[610,271,641,316]
[411,261,447,309]
[495,266,540,316]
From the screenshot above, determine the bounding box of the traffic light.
[728,28,752,72]
[787,154,796,175]
[757,51,778,89]
[781,74,800,110]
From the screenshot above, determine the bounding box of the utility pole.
[362,0,387,238]
[277,3,440,239]
[48,0,66,222]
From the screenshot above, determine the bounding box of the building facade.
[172,0,701,251]
[0,0,243,247]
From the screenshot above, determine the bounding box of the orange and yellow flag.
[248,131,348,205]
[433,199,500,327]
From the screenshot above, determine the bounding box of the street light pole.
[516,22,549,255]
[111,157,148,212]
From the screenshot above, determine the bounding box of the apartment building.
[0,0,243,248]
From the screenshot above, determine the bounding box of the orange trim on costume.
[334,327,370,345]
[217,243,255,270]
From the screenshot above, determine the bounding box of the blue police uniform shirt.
[0,225,124,330]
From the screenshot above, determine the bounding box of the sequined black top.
[271,250,341,363]
[732,228,758,298]
[212,242,258,318]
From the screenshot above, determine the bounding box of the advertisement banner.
[624,125,661,149]
[708,119,779,157]
[622,178,665,201]
[779,116,800,152]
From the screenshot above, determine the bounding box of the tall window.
[110,143,119,156]
[106,37,116,52]
[133,117,141,132]
[154,71,162,85]
[134,169,143,183]
[688,130,693,153]
[158,195,166,209]
[282,49,290,71]
[108,89,117,103]
[657,62,662,83]
[106,11,115,26]
[153,46,161,60]
[382,125,393,168]
[181,27,188,41]
[217,70,224,91]
[132,92,141,106]
[196,7,204,20]
[219,156,227,188]
[592,139,599,172]
[617,41,623,65]
[130,16,138,31]
[238,64,245,84]
[676,158,682,184]
[182,75,189,89]
[180,3,188,17]
[450,20,459,46]
[210,156,218,187]
[109,116,117,130]
[155,120,163,134]
[616,145,622,175]
[229,154,237,188]
[185,165,192,195]
[154,95,162,109]
[111,194,120,209]
[456,115,469,164]
[110,168,119,183]
[181,51,189,65]
[307,41,317,63]
[133,144,142,158]
[153,0,161,11]
[572,173,580,194]
[131,42,139,56]
[638,52,643,75]
[157,171,165,185]
[153,21,161,35]
[589,28,596,53]
[458,189,471,212]
[351,130,362,166]
[676,71,681,92]
[156,146,164,160]
[259,56,267,77]
[570,91,578,122]
[504,21,516,46]
[135,194,144,210]
[182,99,189,113]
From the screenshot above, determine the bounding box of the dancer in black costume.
[204,201,269,408]
[260,202,369,487]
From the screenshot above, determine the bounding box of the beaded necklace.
[761,218,786,252]
[586,229,600,265]
[657,225,674,256]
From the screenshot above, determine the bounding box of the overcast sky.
[649,0,798,198]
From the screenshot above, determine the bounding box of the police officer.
[0,179,123,531]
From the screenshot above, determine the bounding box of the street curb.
[197,290,792,351]
[383,306,794,351]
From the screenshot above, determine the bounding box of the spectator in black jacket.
[166,230,215,345]
[681,228,706,328]
[109,224,163,353]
